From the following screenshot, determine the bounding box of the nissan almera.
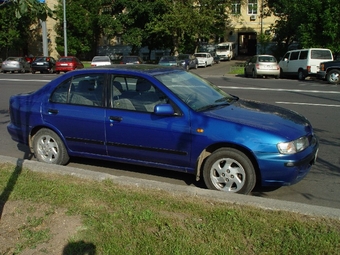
[7,65,319,194]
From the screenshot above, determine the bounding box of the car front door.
[105,76,192,169]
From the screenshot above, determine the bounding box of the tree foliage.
[0,0,52,20]
[267,0,340,54]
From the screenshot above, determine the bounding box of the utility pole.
[63,0,68,56]
[39,0,48,56]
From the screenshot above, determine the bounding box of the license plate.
[36,62,44,65]
[61,63,68,66]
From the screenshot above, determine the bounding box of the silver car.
[244,55,280,79]
[1,57,31,73]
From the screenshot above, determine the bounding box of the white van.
[279,48,333,80]
[216,42,237,61]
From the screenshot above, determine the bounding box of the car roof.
[67,64,184,76]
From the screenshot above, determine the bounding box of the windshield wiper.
[215,95,239,103]
[196,102,230,112]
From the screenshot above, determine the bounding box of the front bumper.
[256,138,319,187]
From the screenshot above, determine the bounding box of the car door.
[42,73,107,155]
[105,75,192,168]
[279,52,291,74]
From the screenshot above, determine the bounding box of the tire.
[298,69,305,80]
[244,69,248,78]
[185,65,189,71]
[31,70,36,74]
[252,69,257,78]
[195,63,198,69]
[202,148,256,195]
[204,62,207,68]
[326,69,340,84]
[33,128,69,165]
[56,71,60,74]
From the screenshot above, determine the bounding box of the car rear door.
[42,73,107,155]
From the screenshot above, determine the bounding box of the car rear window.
[93,56,110,62]
[59,58,73,62]
[311,50,333,60]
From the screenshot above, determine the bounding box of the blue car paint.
[7,65,318,189]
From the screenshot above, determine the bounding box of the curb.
[1,155,339,220]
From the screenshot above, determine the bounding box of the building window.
[248,0,258,14]
[231,1,241,14]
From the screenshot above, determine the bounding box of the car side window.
[111,76,168,112]
[299,50,308,60]
[50,74,104,106]
[290,51,299,60]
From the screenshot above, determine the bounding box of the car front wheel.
[326,69,340,84]
[33,128,69,165]
[203,148,256,195]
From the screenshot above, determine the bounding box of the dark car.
[7,65,318,195]
[1,57,31,73]
[210,52,220,64]
[316,60,340,84]
[177,54,198,70]
[56,56,84,74]
[120,56,143,64]
[31,56,56,74]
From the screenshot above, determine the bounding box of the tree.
[0,0,52,20]
[267,0,340,54]
[0,1,37,57]
[54,0,102,58]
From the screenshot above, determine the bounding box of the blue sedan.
[7,65,319,194]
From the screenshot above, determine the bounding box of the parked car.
[56,56,84,74]
[279,48,333,80]
[193,52,214,67]
[91,56,112,67]
[316,59,340,84]
[120,56,143,64]
[177,54,198,70]
[0,58,2,68]
[7,65,318,195]
[1,57,31,73]
[158,56,178,66]
[31,56,57,74]
[244,55,280,79]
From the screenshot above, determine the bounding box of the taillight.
[256,63,260,69]
[91,64,96,67]
[307,66,311,72]
[320,63,325,71]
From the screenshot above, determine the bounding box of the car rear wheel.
[298,69,305,80]
[202,148,256,195]
[33,128,69,165]
[326,69,340,84]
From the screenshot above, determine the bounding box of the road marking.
[219,86,340,94]
[276,102,340,107]
[0,78,51,82]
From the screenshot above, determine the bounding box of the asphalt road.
[1,61,339,210]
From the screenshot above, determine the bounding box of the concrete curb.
[1,155,339,220]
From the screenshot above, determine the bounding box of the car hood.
[204,99,312,139]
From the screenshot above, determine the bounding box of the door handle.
[109,116,122,122]
[48,109,58,114]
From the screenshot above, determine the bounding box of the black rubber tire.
[298,69,305,80]
[203,148,256,195]
[33,128,69,165]
[326,69,340,84]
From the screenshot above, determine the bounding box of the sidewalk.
[1,155,339,220]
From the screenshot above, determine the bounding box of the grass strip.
[0,163,339,254]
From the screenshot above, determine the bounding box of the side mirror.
[154,104,175,116]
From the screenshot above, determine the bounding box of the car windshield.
[160,56,177,62]
[59,57,73,62]
[92,56,110,62]
[216,45,230,50]
[258,56,277,62]
[194,54,207,58]
[155,71,237,111]
[7,57,20,61]
[178,55,189,60]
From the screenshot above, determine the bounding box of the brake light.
[307,66,311,73]
[320,63,325,71]
[46,57,50,61]
[256,64,260,69]
[91,64,96,67]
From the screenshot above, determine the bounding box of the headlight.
[277,136,310,154]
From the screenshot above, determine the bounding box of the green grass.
[228,65,245,75]
[1,163,339,254]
